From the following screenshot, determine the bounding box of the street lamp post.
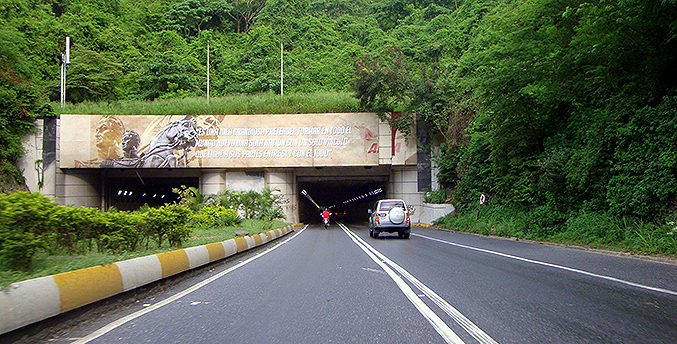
[60,37,70,109]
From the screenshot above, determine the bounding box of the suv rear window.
[378,201,405,212]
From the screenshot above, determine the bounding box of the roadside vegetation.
[0,188,289,288]
[1,1,676,260]
[437,205,677,257]
[54,91,360,116]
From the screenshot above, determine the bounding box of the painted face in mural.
[95,116,124,159]
[121,130,141,159]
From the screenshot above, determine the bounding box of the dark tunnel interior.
[298,179,387,225]
[104,171,390,224]
[105,177,199,210]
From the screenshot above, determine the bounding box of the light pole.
[60,37,70,109]
[280,39,284,100]
[207,40,210,103]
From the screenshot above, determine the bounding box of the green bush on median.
[0,192,56,270]
[0,189,284,273]
[143,203,193,248]
[192,206,242,228]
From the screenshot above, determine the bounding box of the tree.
[67,45,123,103]
[0,23,54,191]
[226,0,266,33]
[133,50,202,100]
[352,46,413,133]
[165,0,233,37]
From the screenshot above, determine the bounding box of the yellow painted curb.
[53,264,123,312]
[157,249,190,278]
[234,237,249,252]
[0,224,298,336]
[205,242,226,262]
[253,233,263,246]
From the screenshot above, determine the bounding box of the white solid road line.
[73,226,308,344]
[355,232,499,344]
[340,224,465,344]
[341,224,498,344]
[413,232,677,297]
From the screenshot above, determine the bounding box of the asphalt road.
[6,223,677,343]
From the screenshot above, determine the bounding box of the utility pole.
[60,37,70,109]
[207,40,210,103]
[280,39,284,100]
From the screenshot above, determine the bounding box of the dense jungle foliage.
[1,0,676,253]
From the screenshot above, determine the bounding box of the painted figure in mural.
[139,117,199,168]
[75,115,125,167]
[95,115,125,160]
[137,114,224,167]
[121,130,141,159]
[100,130,142,167]
[98,117,199,168]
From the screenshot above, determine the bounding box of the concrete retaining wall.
[0,224,298,335]
[416,203,455,225]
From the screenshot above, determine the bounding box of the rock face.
[234,230,250,237]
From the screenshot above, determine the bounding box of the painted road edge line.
[0,224,301,335]
[72,225,308,344]
[413,232,677,297]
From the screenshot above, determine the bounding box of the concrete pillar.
[200,170,225,196]
[55,171,100,207]
[389,166,424,223]
[266,169,298,223]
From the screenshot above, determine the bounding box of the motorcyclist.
[321,208,331,227]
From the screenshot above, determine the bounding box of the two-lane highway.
[18,223,677,343]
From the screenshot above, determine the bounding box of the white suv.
[368,199,411,238]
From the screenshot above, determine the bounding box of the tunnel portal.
[297,170,389,224]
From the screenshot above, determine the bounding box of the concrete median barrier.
[0,224,298,335]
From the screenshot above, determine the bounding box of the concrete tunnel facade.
[19,112,442,223]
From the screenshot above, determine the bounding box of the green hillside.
[1,0,677,254]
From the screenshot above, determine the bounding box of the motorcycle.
[323,217,330,229]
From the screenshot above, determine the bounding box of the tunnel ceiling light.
[301,189,321,209]
[337,187,384,207]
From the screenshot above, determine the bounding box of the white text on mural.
[194,126,353,160]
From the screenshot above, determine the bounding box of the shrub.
[258,207,286,222]
[424,189,447,204]
[48,206,106,253]
[0,227,46,271]
[209,188,286,220]
[142,203,192,248]
[191,206,241,228]
[527,204,567,238]
[100,210,144,252]
[173,185,203,211]
[0,192,57,270]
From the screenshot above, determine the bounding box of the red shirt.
[322,210,331,219]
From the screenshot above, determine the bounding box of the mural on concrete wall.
[60,113,400,168]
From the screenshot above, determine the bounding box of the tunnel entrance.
[104,174,199,211]
[297,169,389,224]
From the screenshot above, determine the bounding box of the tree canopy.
[1,0,676,225]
